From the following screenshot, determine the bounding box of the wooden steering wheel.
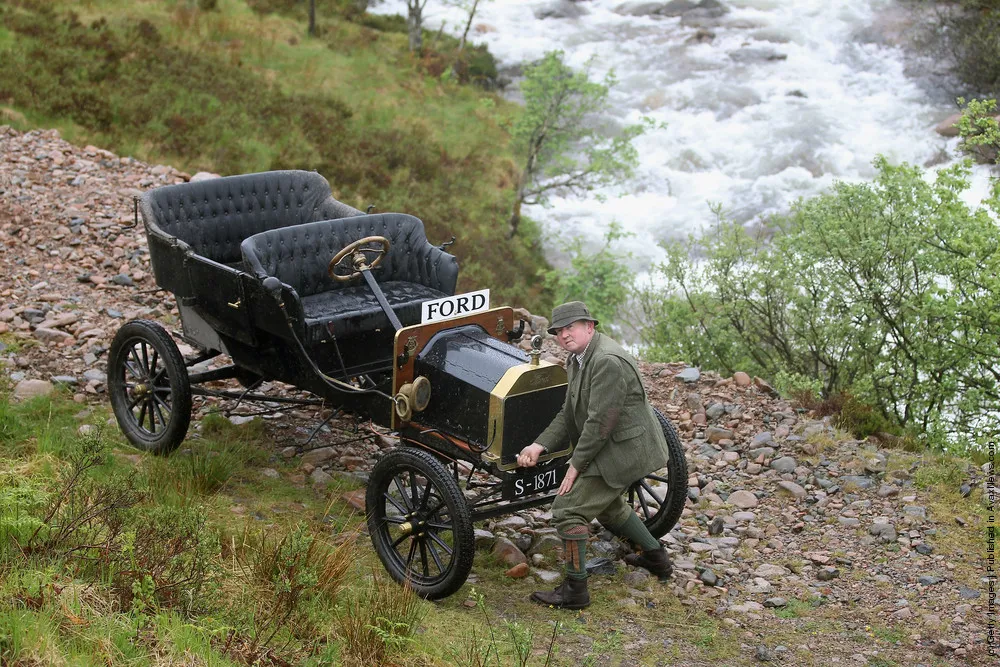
[327,236,391,282]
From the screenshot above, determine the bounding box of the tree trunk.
[407,1,423,54]
[459,0,481,53]
[308,0,316,36]
[507,180,525,239]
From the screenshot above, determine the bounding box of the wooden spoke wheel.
[107,319,192,455]
[366,447,474,600]
[624,408,689,538]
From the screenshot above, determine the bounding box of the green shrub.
[640,157,1000,451]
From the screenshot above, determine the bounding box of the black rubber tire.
[625,408,689,538]
[107,319,192,455]
[366,447,474,600]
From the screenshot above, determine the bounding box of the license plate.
[502,462,569,500]
[421,289,490,323]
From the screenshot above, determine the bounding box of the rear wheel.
[107,319,192,455]
[625,408,688,538]
[366,448,474,600]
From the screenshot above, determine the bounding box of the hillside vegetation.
[0,0,548,310]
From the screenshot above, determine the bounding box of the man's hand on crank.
[517,443,546,468]
[558,463,578,495]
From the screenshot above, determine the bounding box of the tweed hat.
[547,301,599,335]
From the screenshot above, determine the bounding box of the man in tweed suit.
[517,301,673,609]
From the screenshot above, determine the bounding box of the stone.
[534,569,562,584]
[728,490,759,509]
[709,516,725,535]
[506,563,529,578]
[699,569,718,586]
[585,557,618,576]
[528,533,563,556]
[770,456,797,473]
[301,447,336,467]
[840,475,875,490]
[869,523,897,543]
[705,403,726,420]
[732,371,751,386]
[493,537,527,566]
[754,645,776,662]
[706,426,734,443]
[676,367,700,383]
[473,528,495,550]
[816,567,840,581]
[13,379,54,400]
[763,597,787,608]
[341,489,366,511]
[309,468,333,488]
[958,586,980,599]
[260,468,280,479]
[777,481,807,500]
[534,0,589,20]
[33,327,72,343]
[934,113,962,137]
[754,564,789,579]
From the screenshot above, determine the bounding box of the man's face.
[552,320,595,355]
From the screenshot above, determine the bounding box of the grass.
[0,0,551,312]
[3,389,994,665]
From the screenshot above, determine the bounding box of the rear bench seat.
[241,213,459,341]
[139,169,364,268]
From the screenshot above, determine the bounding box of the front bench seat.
[241,213,459,341]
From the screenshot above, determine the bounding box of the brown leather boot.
[624,547,673,581]
[530,576,590,609]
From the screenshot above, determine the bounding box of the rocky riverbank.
[0,126,991,665]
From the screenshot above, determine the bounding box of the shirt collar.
[574,333,597,368]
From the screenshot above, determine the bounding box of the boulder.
[535,0,589,19]
[13,379,54,400]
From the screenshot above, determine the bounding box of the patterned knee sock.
[558,526,590,580]
[614,513,661,551]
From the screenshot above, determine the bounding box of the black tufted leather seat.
[139,170,364,267]
[241,214,459,340]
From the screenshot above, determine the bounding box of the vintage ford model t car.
[108,170,688,599]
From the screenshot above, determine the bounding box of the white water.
[373,0,995,274]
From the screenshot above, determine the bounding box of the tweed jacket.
[536,332,670,489]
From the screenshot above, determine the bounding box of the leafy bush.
[640,157,1000,450]
[956,97,1000,163]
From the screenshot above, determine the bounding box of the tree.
[407,0,429,54]
[508,51,648,238]
[454,0,483,52]
[639,157,1000,451]
[308,0,316,36]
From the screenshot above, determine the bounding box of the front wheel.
[107,319,192,455]
[624,408,689,538]
[366,448,474,600]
